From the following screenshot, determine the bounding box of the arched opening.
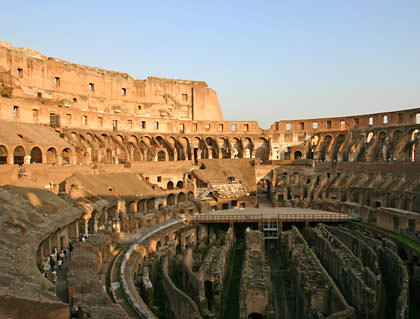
[147,198,156,210]
[320,135,332,161]
[351,191,359,203]
[177,193,186,203]
[332,134,346,161]
[156,241,162,251]
[231,138,243,158]
[255,138,269,161]
[62,148,71,165]
[294,151,302,160]
[176,180,184,188]
[46,147,58,165]
[0,145,7,164]
[13,146,25,165]
[188,192,194,201]
[167,194,176,206]
[30,147,42,163]
[248,313,263,319]
[167,181,174,190]
[157,150,166,161]
[257,178,271,198]
[129,142,141,162]
[204,281,213,310]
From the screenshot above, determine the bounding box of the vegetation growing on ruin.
[354,221,420,252]
[0,83,13,98]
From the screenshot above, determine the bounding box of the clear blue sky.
[1,1,420,128]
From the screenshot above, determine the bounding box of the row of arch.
[0,144,73,165]
[308,128,420,162]
[63,130,272,164]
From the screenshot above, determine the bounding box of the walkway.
[190,207,354,224]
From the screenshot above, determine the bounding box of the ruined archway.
[255,138,269,161]
[177,192,186,203]
[167,194,176,206]
[13,146,25,165]
[62,148,72,165]
[157,150,166,161]
[46,147,58,165]
[30,147,42,163]
[0,145,7,164]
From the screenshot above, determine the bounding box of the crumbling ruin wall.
[178,226,234,316]
[161,256,202,319]
[198,227,234,314]
[306,225,379,318]
[381,247,409,319]
[342,224,410,319]
[239,230,272,319]
[326,225,381,276]
[282,227,355,319]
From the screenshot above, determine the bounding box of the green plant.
[0,83,13,98]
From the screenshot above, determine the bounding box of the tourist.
[51,270,57,285]
[70,305,79,319]
[57,258,63,271]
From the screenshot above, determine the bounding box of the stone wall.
[161,256,202,319]
[239,230,272,319]
[281,227,355,319]
[306,225,379,318]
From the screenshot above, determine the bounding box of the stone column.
[84,219,89,235]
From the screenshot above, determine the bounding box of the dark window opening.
[17,68,23,78]
[54,77,60,87]
[13,106,19,118]
[157,176,161,182]
[89,83,94,92]
[37,92,42,98]
[141,121,146,129]
[326,120,332,129]
[121,88,126,96]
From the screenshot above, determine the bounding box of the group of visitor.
[41,243,74,285]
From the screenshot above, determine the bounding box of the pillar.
[84,219,89,236]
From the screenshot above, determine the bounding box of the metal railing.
[191,213,353,223]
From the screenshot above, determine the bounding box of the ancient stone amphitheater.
[0,41,419,319]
